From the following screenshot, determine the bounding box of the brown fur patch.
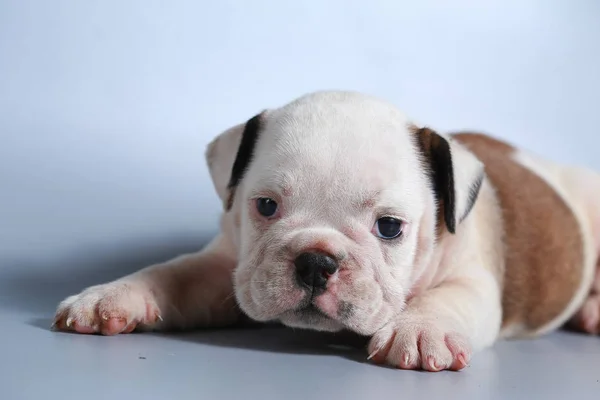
[453,132,584,332]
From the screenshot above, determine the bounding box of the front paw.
[368,316,472,371]
[52,282,161,335]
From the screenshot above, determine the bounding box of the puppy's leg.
[53,234,240,335]
[368,268,501,372]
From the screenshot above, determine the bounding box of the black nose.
[294,252,338,289]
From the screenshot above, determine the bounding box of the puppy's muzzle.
[294,251,338,291]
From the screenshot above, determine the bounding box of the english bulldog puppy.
[53,91,600,371]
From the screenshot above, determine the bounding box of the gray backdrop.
[2,1,600,399]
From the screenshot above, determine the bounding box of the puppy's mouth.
[273,291,350,332]
[291,292,329,317]
[296,303,330,319]
[284,302,341,330]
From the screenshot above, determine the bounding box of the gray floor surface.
[2,262,600,400]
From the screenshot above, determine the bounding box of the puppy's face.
[207,91,483,336]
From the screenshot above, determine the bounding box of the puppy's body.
[53,91,600,371]
[453,133,598,338]
[455,133,598,338]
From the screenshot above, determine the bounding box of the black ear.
[225,113,263,210]
[413,127,484,234]
[204,113,264,211]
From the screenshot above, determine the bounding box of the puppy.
[53,91,600,371]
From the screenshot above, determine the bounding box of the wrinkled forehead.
[271,92,415,153]
[246,94,423,199]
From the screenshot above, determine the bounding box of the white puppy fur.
[53,91,600,372]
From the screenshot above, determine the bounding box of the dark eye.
[256,197,278,217]
[375,217,403,239]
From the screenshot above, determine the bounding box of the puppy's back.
[453,133,591,337]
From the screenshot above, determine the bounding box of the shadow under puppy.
[53,91,600,371]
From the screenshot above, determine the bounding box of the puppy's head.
[206,91,483,335]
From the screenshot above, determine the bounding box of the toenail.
[428,357,439,371]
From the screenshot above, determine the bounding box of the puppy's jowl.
[53,91,600,371]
